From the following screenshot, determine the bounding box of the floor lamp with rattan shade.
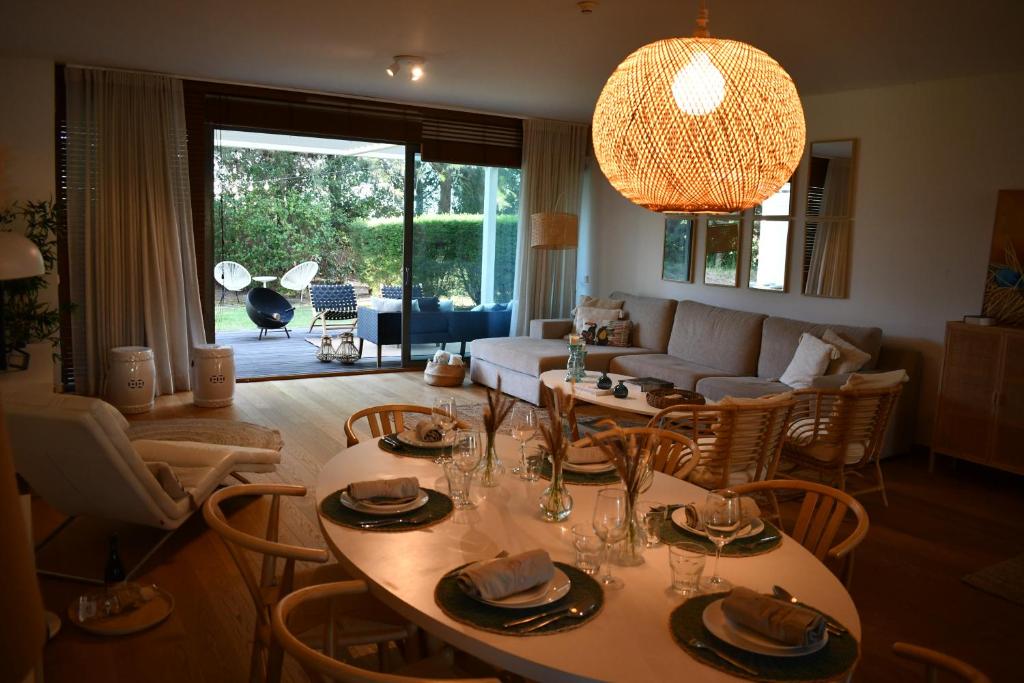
[0,402,46,683]
[530,212,578,250]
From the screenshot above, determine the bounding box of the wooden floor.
[33,373,1023,682]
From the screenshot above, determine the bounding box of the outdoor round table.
[315,435,861,682]
[253,276,277,287]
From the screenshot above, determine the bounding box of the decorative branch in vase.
[480,378,515,487]
[597,428,653,566]
[537,383,574,521]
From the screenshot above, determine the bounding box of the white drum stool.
[191,344,235,408]
[106,346,156,414]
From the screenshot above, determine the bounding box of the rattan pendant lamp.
[592,1,805,214]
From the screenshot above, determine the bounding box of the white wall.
[585,72,1024,444]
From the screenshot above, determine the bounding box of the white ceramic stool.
[191,344,235,408]
[106,346,156,414]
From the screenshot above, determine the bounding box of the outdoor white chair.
[281,261,319,302]
[4,391,281,581]
[214,260,253,303]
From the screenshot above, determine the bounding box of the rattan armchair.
[781,384,902,505]
[647,394,796,490]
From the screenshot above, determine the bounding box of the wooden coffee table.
[539,369,663,439]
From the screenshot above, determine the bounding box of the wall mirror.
[749,178,795,292]
[803,139,857,298]
[704,217,740,287]
[662,217,695,283]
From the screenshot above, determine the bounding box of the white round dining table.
[316,435,861,683]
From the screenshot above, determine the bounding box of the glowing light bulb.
[410,65,424,81]
[671,52,725,115]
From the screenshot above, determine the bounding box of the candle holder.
[334,332,361,365]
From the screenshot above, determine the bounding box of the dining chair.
[273,581,501,683]
[892,642,991,682]
[648,393,796,490]
[729,479,868,587]
[780,384,902,506]
[344,405,468,448]
[203,485,414,683]
[574,427,701,480]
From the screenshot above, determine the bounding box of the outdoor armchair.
[214,260,252,303]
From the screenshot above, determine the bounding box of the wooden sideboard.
[931,322,1024,474]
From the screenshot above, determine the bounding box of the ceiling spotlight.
[386,55,426,82]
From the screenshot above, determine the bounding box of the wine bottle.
[104,534,126,584]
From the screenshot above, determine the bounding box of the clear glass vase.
[538,452,573,522]
[479,431,504,488]
[613,493,646,566]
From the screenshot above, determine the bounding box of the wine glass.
[452,431,482,509]
[432,396,457,436]
[701,490,742,592]
[509,404,538,479]
[591,488,628,590]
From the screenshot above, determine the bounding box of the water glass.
[638,499,668,548]
[571,523,603,575]
[669,543,706,597]
[432,396,457,435]
[702,490,742,592]
[522,450,543,481]
[452,431,482,509]
[510,404,538,478]
[592,488,628,589]
[442,459,470,508]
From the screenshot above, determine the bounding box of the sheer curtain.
[511,120,588,335]
[66,67,205,396]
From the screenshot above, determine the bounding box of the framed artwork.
[662,218,695,283]
[704,218,740,287]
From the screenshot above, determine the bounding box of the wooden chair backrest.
[788,385,902,466]
[649,398,796,488]
[344,405,469,448]
[575,427,701,480]
[892,642,991,683]
[729,479,868,585]
[273,581,500,683]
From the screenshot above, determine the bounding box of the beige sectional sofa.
[469,292,921,453]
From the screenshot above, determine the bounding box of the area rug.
[963,554,1024,606]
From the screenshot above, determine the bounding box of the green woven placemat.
[319,488,453,532]
[434,562,603,636]
[538,459,620,486]
[658,505,783,557]
[669,593,859,682]
[378,435,453,459]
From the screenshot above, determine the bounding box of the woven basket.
[424,361,466,387]
[645,387,706,409]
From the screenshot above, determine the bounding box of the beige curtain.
[804,158,852,297]
[66,67,205,396]
[511,120,588,334]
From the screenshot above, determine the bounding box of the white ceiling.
[2,0,1022,121]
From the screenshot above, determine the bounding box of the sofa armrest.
[530,318,573,339]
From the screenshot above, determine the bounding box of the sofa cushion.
[758,316,882,379]
[695,376,792,402]
[608,354,734,391]
[666,301,767,376]
[471,337,652,376]
[779,332,840,389]
[609,291,678,353]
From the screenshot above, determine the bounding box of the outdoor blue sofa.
[356,307,512,367]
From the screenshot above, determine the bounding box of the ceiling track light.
[386,55,426,81]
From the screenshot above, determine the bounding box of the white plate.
[339,488,429,516]
[702,598,828,657]
[563,460,615,473]
[396,430,457,449]
[670,507,765,539]
[472,568,572,609]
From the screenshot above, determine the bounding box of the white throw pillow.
[841,369,908,391]
[574,306,624,335]
[823,329,871,374]
[371,297,402,313]
[779,333,839,389]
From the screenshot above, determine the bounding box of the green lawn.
[215,301,316,332]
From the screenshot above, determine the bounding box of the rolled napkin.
[448,355,464,366]
[347,477,420,501]
[432,350,451,364]
[415,419,444,443]
[567,445,610,465]
[457,549,555,601]
[686,496,761,530]
[721,587,827,647]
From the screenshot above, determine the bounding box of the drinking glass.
[571,523,603,575]
[441,459,468,508]
[638,499,668,548]
[592,488,628,589]
[701,490,742,591]
[432,397,457,435]
[510,404,538,479]
[452,431,482,509]
[669,543,706,597]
